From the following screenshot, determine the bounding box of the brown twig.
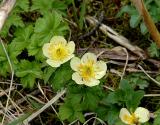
[0,0,16,31]
[131,0,160,47]
[78,47,140,61]
[86,16,147,59]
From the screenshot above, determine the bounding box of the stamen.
[78,60,95,82]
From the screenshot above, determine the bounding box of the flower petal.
[83,78,100,87]
[46,59,61,67]
[81,53,97,64]
[67,41,75,54]
[62,54,74,64]
[70,57,81,71]
[119,108,132,124]
[94,61,107,79]
[134,107,150,123]
[42,43,50,58]
[50,36,67,45]
[72,72,84,85]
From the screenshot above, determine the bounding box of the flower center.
[78,60,95,81]
[49,43,68,61]
[123,113,138,124]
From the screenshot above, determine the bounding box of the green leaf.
[115,121,126,125]
[0,0,29,37]
[156,75,160,82]
[67,84,105,111]
[52,0,68,16]
[67,93,82,105]
[31,0,67,15]
[106,105,120,125]
[43,66,56,84]
[34,11,68,41]
[27,34,43,56]
[155,0,160,7]
[15,60,43,88]
[0,14,24,37]
[120,80,144,110]
[0,44,10,77]
[15,0,29,11]
[59,101,85,123]
[59,103,73,120]
[104,92,119,104]
[81,89,100,110]
[130,15,141,28]
[140,22,148,35]
[119,79,132,91]
[31,0,53,15]
[8,25,33,60]
[116,5,138,17]
[125,73,149,89]
[50,62,73,90]
[27,12,69,60]
[27,97,43,109]
[20,74,36,88]
[126,90,144,111]
[7,112,32,125]
[148,42,160,58]
[104,80,144,110]
[96,105,109,122]
[153,113,160,125]
[106,90,124,104]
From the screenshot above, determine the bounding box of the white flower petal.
[72,72,84,85]
[62,54,74,64]
[70,57,81,71]
[42,43,50,58]
[81,53,97,64]
[94,61,107,79]
[84,78,100,87]
[46,59,61,67]
[134,107,150,123]
[119,108,132,124]
[50,36,67,45]
[67,41,75,54]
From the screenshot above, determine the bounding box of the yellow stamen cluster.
[48,43,68,61]
[123,113,138,124]
[78,60,95,81]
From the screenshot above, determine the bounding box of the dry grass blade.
[37,83,65,125]
[23,89,66,123]
[0,87,15,97]
[83,117,106,125]
[120,48,128,80]
[0,38,15,124]
[0,0,17,124]
[138,65,160,86]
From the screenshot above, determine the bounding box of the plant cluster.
[117,0,160,35]
[1,0,160,124]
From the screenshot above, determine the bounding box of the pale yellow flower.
[42,36,75,67]
[119,107,150,125]
[70,53,107,87]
